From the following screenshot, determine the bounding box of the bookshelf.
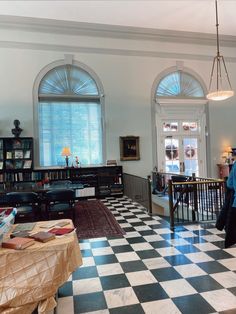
[4,137,33,171]
[0,139,3,170]
[0,139,3,183]
[0,137,123,198]
[0,163,123,198]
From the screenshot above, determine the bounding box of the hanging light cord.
[208,0,233,94]
[215,0,220,57]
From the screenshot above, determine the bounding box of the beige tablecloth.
[0,219,83,314]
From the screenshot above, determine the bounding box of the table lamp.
[61,147,71,167]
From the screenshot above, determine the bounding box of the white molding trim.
[1,40,236,63]
[156,98,207,106]
[1,15,236,47]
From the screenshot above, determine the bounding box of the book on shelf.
[22,140,31,149]
[18,172,23,181]
[2,237,35,250]
[48,227,74,235]
[24,150,31,158]
[14,150,23,159]
[29,231,56,243]
[12,139,22,149]
[0,162,3,170]
[5,160,14,169]
[6,152,12,159]
[0,151,3,159]
[14,160,23,169]
[23,160,32,169]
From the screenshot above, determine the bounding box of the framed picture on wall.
[120,136,140,161]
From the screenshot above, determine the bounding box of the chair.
[44,189,75,220]
[6,192,41,222]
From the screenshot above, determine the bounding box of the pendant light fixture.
[206,0,234,101]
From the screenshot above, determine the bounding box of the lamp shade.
[207,90,234,101]
[61,147,71,156]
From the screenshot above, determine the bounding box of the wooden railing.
[123,173,152,213]
[153,172,225,228]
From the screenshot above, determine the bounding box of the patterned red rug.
[74,200,125,239]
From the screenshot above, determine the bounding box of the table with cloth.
[0,219,83,314]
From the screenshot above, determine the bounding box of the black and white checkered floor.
[56,197,236,314]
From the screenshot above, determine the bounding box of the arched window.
[37,63,104,167]
[152,67,208,177]
[156,71,204,98]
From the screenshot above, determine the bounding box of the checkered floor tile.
[56,197,236,314]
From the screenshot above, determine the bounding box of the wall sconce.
[222,146,232,164]
[226,146,232,154]
[61,147,71,167]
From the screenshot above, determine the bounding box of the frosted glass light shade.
[206,90,234,101]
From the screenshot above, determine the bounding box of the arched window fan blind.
[156,71,204,98]
[38,64,103,166]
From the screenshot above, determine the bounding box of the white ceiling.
[0,0,235,36]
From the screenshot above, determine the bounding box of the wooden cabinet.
[0,163,123,198]
[0,137,123,197]
[217,164,230,179]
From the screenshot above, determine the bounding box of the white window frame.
[33,56,105,167]
[155,101,207,176]
[151,64,209,177]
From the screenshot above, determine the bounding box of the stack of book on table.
[1,220,74,250]
[2,237,35,250]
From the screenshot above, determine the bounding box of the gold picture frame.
[120,136,140,161]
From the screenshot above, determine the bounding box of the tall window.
[153,69,207,177]
[37,64,103,166]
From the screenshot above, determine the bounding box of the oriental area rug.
[74,200,125,239]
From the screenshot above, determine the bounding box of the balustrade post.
[147,175,152,215]
[168,179,174,229]
[192,173,197,221]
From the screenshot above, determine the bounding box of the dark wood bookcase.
[30,166,124,198]
[0,158,123,198]
[0,137,34,175]
[0,137,123,197]
[0,139,3,183]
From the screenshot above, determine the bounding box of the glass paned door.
[165,138,180,173]
[183,138,198,176]
[164,136,199,176]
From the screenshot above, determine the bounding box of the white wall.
[0,18,236,178]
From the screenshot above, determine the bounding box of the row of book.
[0,170,71,182]
[5,139,32,150]
[32,170,71,181]
[6,150,31,159]
[5,160,32,170]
